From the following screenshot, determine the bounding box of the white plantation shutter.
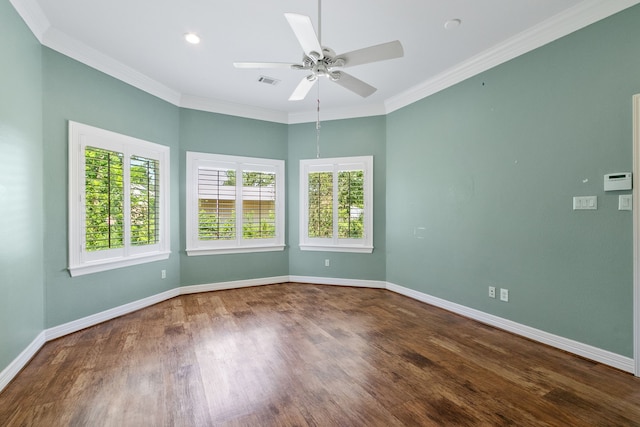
[130,155,160,246]
[307,171,333,238]
[197,168,236,240]
[186,152,285,255]
[69,121,170,277]
[242,171,277,239]
[84,146,124,251]
[300,156,373,253]
[337,170,365,239]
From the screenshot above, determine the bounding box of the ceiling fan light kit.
[233,1,404,102]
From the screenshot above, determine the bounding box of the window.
[300,156,373,253]
[68,121,170,276]
[186,152,285,255]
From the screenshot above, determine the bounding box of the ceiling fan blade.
[337,40,404,68]
[332,72,377,98]
[233,62,298,69]
[284,13,323,59]
[289,76,317,101]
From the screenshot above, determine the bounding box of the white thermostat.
[604,172,632,191]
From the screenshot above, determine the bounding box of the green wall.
[0,0,45,370]
[386,5,640,357]
[2,0,640,377]
[288,116,386,281]
[42,49,182,327]
[178,108,289,285]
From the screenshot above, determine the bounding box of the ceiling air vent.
[258,76,280,86]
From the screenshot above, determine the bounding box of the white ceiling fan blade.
[284,13,323,59]
[332,72,377,98]
[289,76,317,101]
[233,62,297,69]
[337,40,404,68]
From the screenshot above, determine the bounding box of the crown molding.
[288,102,386,124]
[10,0,640,123]
[181,94,386,124]
[181,95,289,124]
[9,0,49,42]
[10,0,183,105]
[385,0,640,114]
[42,27,182,106]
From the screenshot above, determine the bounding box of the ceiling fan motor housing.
[303,47,345,80]
[233,11,403,100]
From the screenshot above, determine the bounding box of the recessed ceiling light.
[444,19,462,30]
[184,33,201,44]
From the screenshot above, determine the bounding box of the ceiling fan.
[233,1,404,101]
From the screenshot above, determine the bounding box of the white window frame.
[68,121,170,277]
[186,152,285,256]
[300,155,373,253]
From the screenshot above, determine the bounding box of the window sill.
[299,244,374,254]
[186,245,286,256]
[69,251,171,277]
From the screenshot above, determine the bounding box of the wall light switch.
[619,194,632,211]
[573,196,597,210]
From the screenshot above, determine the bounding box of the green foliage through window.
[307,170,364,239]
[84,148,160,251]
[85,147,124,251]
[338,170,364,238]
[130,156,160,246]
[308,172,333,238]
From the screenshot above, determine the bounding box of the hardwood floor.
[1,283,639,426]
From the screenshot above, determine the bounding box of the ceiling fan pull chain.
[316,95,321,159]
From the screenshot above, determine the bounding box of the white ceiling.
[10,0,640,123]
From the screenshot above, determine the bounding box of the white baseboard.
[180,276,289,295]
[1,276,635,394]
[386,282,635,374]
[290,275,387,289]
[45,288,180,341]
[0,331,45,392]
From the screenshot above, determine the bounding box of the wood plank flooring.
[1,283,639,426]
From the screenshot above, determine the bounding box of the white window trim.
[186,152,285,256]
[300,155,373,253]
[68,121,170,277]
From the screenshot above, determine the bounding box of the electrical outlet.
[161,269,166,279]
[500,288,509,302]
[488,286,496,298]
[324,259,330,267]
